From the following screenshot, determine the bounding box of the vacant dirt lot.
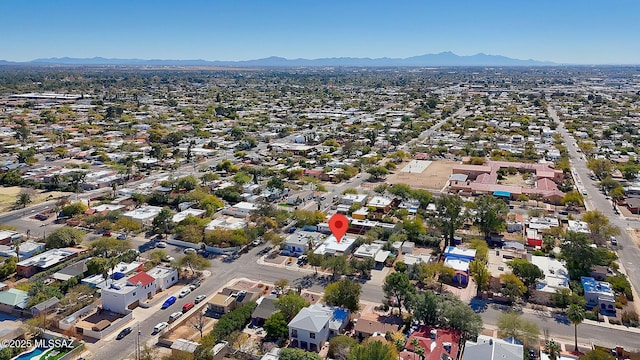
[386,160,456,191]
[0,186,71,213]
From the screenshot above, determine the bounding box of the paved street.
[549,106,640,302]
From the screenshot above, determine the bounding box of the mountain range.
[0,52,556,67]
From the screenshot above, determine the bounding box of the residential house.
[205,216,247,233]
[443,246,476,286]
[0,230,22,246]
[16,248,81,278]
[146,265,179,291]
[121,205,164,226]
[463,335,523,360]
[313,235,356,256]
[581,277,616,314]
[52,258,90,281]
[222,201,257,218]
[0,288,29,315]
[101,271,157,314]
[400,327,460,360]
[171,339,200,358]
[288,304,349,352]
[366,196,395,215]
[208,288,260,315]
[354,314,403,339]
[172,208,206,223]
[0,241,44,260]
[283,231,324,257]
[251,295,278,327]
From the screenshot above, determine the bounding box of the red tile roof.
[401,327,460,360]
[128,272,155,287]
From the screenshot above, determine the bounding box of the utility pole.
[136,322,141,360]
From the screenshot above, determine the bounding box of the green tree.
[551,288,585,309]
[497,312,540,347]
[152,206,173,236]
[323,278,362,312]
[587,158,613,180]
[60,202,88,217]
[469,260,490,295]
[177,175,199,191]
[580,349,615,360]
[276,292,309,321]
[561,231,596,280]
[348,340,398,360]
[582,210,620,246]
[507,259,544,288]
[500,273,526,303]
[383,272,415,317]
[263,312,288,339]
[266,177,285,191]
[307,252,324,274]
[472,195,508,238]
[366,166,389,180]
[324,255,349,279]
[561,191,584,208]
[45,227,85,249]
[177,252,210,275]
[435,194,467,248]
[567,304,585,352]
[232,172,252,186]
[544,339,561,360]
[89,237,131,257]
[328,335,356,360]
[279,348,323,360]
[15,192,32,209]
[411,290,440,326]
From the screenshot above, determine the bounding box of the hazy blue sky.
[2,0,639,64]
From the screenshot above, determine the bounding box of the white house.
[222,202,257,218]
[172,208,206,223]
[205,216,247,233]
[122,205,164,226]
[529,255,570,293]
[288,304,349,352]
[146,265,178,291]
[339,194,368,206]
[283,231,324,256]
[464,335,523,360]
[101,271,157,314]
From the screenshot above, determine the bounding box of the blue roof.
[493,191,511,197]
[333,308,349,322]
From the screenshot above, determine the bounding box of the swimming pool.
[11,347,50,360]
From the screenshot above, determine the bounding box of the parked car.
[611,236,618,246]
[194,295,206,304]
[117,233,127,240]
[116,327,132,340]
[169,311,183,323]
[182,301,195,312]
[161,255,175,263]
[152,322,169,334]
[189,279,201,290]
[161,296,176,309]
[102,231,112,237]
[156,241,167,248]
[179,287,191,298]
[183,248,197,254]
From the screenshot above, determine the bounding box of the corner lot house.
[101,271,156,314]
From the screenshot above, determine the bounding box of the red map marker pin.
[329,213,349,243]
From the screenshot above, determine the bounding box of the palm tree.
[15,192,32,209]
[544,339,561,360]
[566,304,585,352]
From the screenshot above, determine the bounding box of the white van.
[169,311,183,323]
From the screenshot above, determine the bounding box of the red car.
[182,302,195,313]
[103,231,112,237]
